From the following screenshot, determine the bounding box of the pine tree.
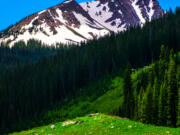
[158,75,168,126]
[152,78,159,125]
[140,90,147,123]
[159,45,168,81]
[144,84,153,124]
[166,50,178,127]
[137,87,144,122]
[158,45,169,125]
[148,66,155,86]
[177,66,180,127]
[123,63,134,118]
[133,89,138,120]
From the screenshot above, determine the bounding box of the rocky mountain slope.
[81,0,163,32]
[0,0,163,46]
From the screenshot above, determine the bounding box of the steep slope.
[10,114,180,135]
[80,0,164,32]
[0,0,109,47]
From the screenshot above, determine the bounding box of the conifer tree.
[167,50,178,127]
[137,87,144,121]
[152,78,159,125]
[144,84,153,124]
[136,88,142,120]
[123,63,134,118]
[177,66,180,127]
[140,90,147,123]
[148,66,155,85]
[158,77,168,126]
[159,45,168,81]
[133,89,138,120]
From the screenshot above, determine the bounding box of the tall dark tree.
[139,89,147,123]
[123,63,134,118]
[158,75,168,126]
[159,45,168,81]
[137,87,144,121]
[144,84,153,124]
[166,50,178,127]
[152,78,159,125]
[177,66,180,127]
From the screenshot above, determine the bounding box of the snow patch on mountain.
[73,12,108,39]
[80,1,125,32]
[131,0,146,24]
[148,0,155,21]
[63,0,74,4]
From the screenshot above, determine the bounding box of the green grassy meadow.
[11,114,180,135]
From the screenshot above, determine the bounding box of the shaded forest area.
[0,39,60,73]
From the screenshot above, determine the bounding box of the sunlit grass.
[11,114,180,135]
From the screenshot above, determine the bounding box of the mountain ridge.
[0,0,164,46]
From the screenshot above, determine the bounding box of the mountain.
[0,0,109,47]
[81,0,164,32]
[0,0,163,46]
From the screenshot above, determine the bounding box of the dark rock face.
[106,0,141,27]
[134,0,163,20]
[57,0,94,23]
[151,0,164,19]
[81,0,164,30]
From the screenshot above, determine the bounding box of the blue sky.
[0,0,179,31]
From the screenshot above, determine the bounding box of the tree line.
[0,39,60,73]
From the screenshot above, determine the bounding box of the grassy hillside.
[42,64,153,123]
[11,114,180,135]
[39,73,124,124]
